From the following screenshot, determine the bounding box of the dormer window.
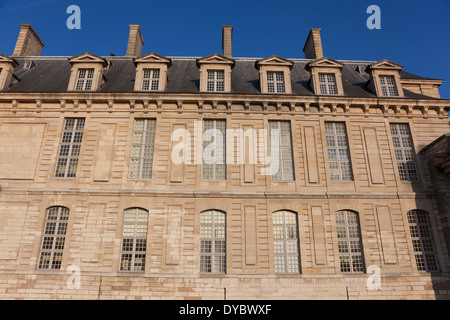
[308,57,344,96]
[318,73,338,95]
[142,68,160,91]
[267,71,285,93]
[67,52,107,92]
[368,60,404,97]
[0,54,19,90]
[75,68,94,91]
[256,56,293,94]
[134,52,171,92]
[207,70,225,92]
[197,53,234,93]
[379,75,399,97]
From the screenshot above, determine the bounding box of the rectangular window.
[319,73,338,95]
[336,210,365,273]
[142,69,160,91]
[390,123,418,181]
[325,122,353,181]
[273,211,300,273]
[407,210,438,272]
[75,69,94,91]
[38,207,70,270]
[202,119,226,180]
[55,118,85,178]
[129,119,156,179]
[120,208,149,272]
[268,120,294,181]
[200,210,226,273]
[380,75,399,97]
[267,71,285,93]
[206,70,225,92]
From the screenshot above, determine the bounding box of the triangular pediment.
[256,55,293,68]
[309,57,344,68]
[197,53,235,66]
[0,53,18,67]
[134,52,172,66]
[370,59,403,70]
[69,52,106,65]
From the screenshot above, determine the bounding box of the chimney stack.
[303,28,323,59]
[125,24,144,57]
[222,25,233,57]
[12,24,45,57]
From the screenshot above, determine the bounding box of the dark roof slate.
[2,56,439,99]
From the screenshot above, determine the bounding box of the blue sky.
[1,0,449,98]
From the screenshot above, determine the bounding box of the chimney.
[125,24,144,57]
[303,28,323,59]
[12,24,45,56]
[222,25,233,57]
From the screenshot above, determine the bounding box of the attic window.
[23,60,34,69]
[380,75,399,97]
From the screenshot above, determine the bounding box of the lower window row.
[37,207,439,273]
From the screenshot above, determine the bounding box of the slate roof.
[2,56,440,99]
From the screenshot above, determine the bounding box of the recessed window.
[75,68,94,91]
[325,122,353,181]
[407,210,438,272]
[319,73,338,95]
[380,75,399,97]
[129,119,156,180]
[268,121,294,181]
[202,119,226,180]
[120,208,149,272]
[55,118,85,178]
[273,211,300,274]
[267,71,285,93]
[142,69,160,91]
[200,210,226,274]
[390,123,418,181]
[206,70,225,92]
[38,206,70,270]
[336,210,365,273]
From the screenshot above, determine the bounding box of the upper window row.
[61,53,405,97]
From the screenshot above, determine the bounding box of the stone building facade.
[0,24,449,300]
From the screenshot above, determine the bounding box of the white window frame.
[325,122,353,181]
[379,75,399,97]
[319,73,338,95]
[38,206,70,270]
[142,68,160,91]
[55,118,85,178]
[206,70,225,92]
[75,68,94,91]
[200,210,226,274]
[267,71,285,93]
[129,119,156,180]
[336,210,365,273]
[119,208,149,272]
[273,210,301,274]
[390,123,419,181]
[268,120,294,181]
[202,119,226,181]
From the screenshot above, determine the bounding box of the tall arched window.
[120,208,149,272]
[38,206,70,270]
[200,210,226,273]
[407,210,438,272]
[272,210,300,273]
[336,210,364,273]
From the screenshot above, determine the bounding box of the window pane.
[202,120,226,180]
[325,122,353,181]
[272,211,300,273]
[120,208,149,272]
[200,210,226,273]
[129,119,156,179]
[335,210,364,273]
[407,210,438,272]
[55,119,84,178]
[267,71,285,93]
[38,207,70,270]
[268,121,294,181]
[390,123,418,181]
